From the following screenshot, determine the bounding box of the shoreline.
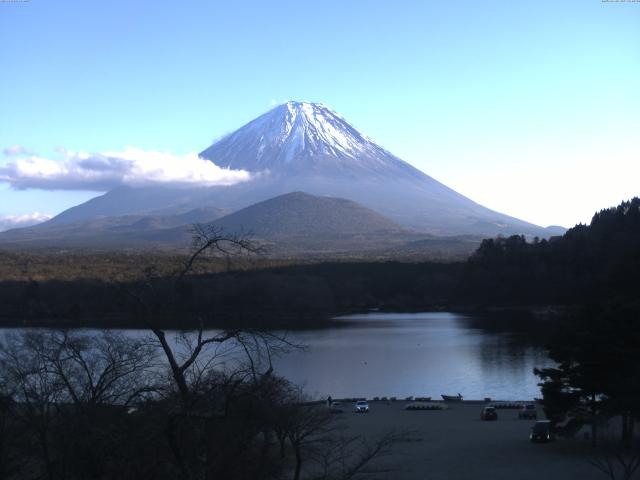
[0,304,566,331]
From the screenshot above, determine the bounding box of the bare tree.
[0,332,68,480]
[273,388,416,480]
[589,426,640,480]
[127,224,277,405]
[286,403,336,480]
[310,429,415,480]
[0,392,23,480]
[26,330,156,408]
[123,224,307,480]
[0,330,157,480]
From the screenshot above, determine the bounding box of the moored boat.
[441,393,463,402]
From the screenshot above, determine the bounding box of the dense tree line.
[466,197,640,306]
[513,200,640,478]
[0,262,462,329]
[535,305,640,442]
[1,198,639,329]
[533,304,640,480]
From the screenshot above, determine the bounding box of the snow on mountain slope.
[199,101,424,179]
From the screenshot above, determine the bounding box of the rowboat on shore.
[441,393,463,402]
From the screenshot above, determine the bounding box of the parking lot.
[334,401,600,480]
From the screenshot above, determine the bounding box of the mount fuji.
[1,101,561,249]
[197,101,551,236]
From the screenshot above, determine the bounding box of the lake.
[0,312,552,401]
[273,312,552,401]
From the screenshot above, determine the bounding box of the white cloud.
[0,212,53,232]
[0,147,252,191]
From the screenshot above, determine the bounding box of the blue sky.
[0,0,638,228]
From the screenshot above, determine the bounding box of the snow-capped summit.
[199,101,423,179]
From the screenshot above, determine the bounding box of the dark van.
[530,420,554,442]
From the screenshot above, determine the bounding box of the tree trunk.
[152,329,190,403]
[166,415,190,480]
[622,412,630,446]
[39,428,55,480]
[261,430,271,457]
[277,432,286,459]
[292,443,302,480]
[591,393,597,447]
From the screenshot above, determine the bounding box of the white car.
[355,400,369,413]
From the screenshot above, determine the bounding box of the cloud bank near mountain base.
[0,147,251,191]
[0,212,53,232]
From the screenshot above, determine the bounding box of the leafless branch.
[176,224,262,283]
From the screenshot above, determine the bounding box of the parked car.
[480,406,498,421]
[530,420,554,442]
[519,404,537,419]
[355,400,369,413]
[330,402,344,413]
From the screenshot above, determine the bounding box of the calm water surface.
[1,312,552,401]
[273,312,552,400]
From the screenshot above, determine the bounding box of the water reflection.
[272,312,553,400]
[0,312,553,401]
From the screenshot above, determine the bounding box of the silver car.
[355,400,369,413]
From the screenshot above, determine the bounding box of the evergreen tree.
[535,305,640,445]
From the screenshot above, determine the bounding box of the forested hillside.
[0,198,638,329]
[466,197,640,306]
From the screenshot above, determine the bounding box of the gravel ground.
[332,401,601,480]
